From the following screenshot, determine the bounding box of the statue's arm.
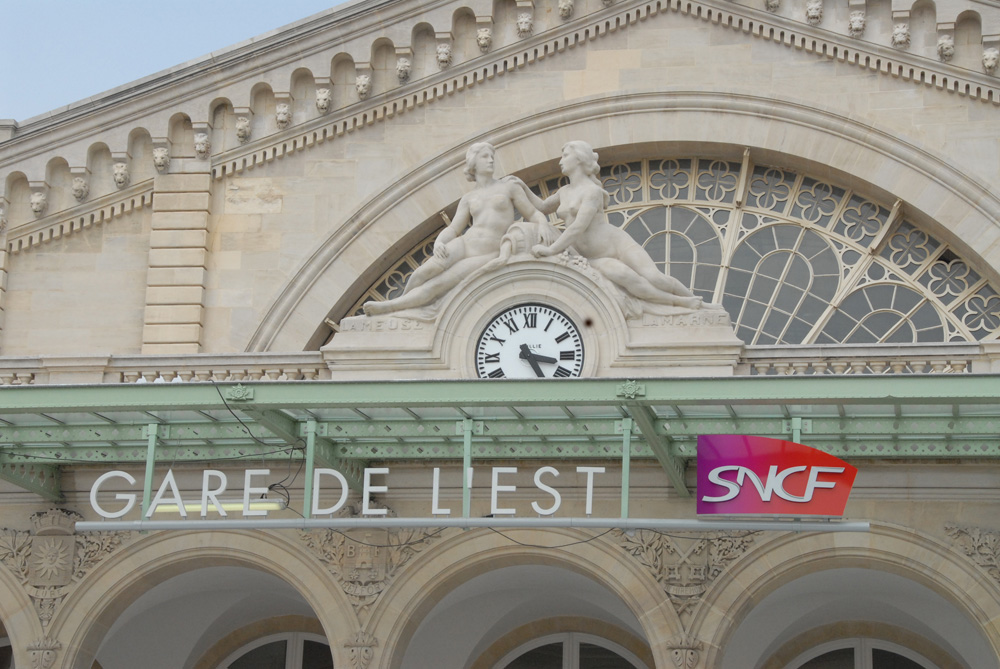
[435,197,471,258]
[504,176,559,214]
[508,182,547,225]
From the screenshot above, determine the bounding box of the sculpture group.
[364,140,720,318]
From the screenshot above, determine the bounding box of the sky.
[0,1,349,122]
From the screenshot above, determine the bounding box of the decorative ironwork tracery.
[349,158,1000,346]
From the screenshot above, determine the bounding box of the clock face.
[475,304,585,379]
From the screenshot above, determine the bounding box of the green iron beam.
[627,404,690,497]
[0,456,61,501]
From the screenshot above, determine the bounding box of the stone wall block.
[152,192,212,212]
[147,248,208,268]
[151,211,210,230]
[145,286,207,305]
[149,229,209,249]
[153,173,213,193]
[142,324,204,343]
[144,305,205,324]
[146,267,207,287]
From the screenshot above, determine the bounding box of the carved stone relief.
[616,529,758,621]
[194,133,211,159]
[29,192,47,217]
[847,11,865,38]
[516,12,534,37]
[937,35,955,62]
[0,509,133,631]
[27,637,60,669]
[71,177,89,202]
[477,28,493,53]
[275,103,292,130]
[396,57,412,82]
[946,523,1000,585]
[667,634,703,668]
[356,75,372,100]
[805,0,822,25]
[236,116,252,144]
[891,24,911,49]
[344,630,378,669]
[983,48,999,74]
[559,0,575,19]
[436,43,453,69]
[112,163,130,189]
[316,88,333,112]
[152,148,170,172]
[298,506,439,620]
[764,0,779,13]
[0,206,7,234]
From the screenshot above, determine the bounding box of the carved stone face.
[436,43,452,68]
[236,116,252,143]
[275,103,291,129]
[848,11,865,37]
[113,163,130,188]
[938,35,955,62]
[355,75,372,99]
[194,133,211,159]
[983,48,999,73]
[891,24,910,48]
[558,0,574,18]
[764,0,779,12]
[477,28,493,52]
[71,177,89,201]
[396,58,412,82]
[316,88,332,112]
[152,147,170,170]
[30,192,47,215]
[805,0,822,24]
[516,13,533,37]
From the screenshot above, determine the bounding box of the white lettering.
[576,466,605,515]
[363,467,389,515]
[431,467,450,515]
[491,466,518,515]
[200,470,227,517]
[312,468,349,515]
[702,465,741,503]
[242,469,270,517]
[702,465,846,505]
[803,466,845,501]
[91,470,137,519]
[531,466,561,516]
[146,469,186,518]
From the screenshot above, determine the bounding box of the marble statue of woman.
[511,140,709,310]
[364,143,556,316]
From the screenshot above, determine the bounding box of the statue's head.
[984,47,1000,73]
[464,142,496,181]
[316,88,332,112]
[516,12,533,37]
[560,140,600,177]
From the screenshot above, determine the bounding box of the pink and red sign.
[696,435,857,516]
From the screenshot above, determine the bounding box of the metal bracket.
[627,405,690,498]
[0,457,61,501]
[455,420,484,435]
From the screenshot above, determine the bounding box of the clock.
[475,304,585,379]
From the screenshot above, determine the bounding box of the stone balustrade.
[742,343,986,375]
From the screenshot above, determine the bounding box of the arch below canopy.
[248,91,1000,353]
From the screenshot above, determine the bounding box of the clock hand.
[529,353,557,364]
[519,344,545,378]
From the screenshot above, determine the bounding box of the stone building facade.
[1,0,1000,666]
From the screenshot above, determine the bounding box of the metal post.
[620,418,632,519]
[303,420,317,519]
[791,416,802,443]
[142,424,159,516]
[462,418,473,519]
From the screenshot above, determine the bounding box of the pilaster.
[141,173,211,354]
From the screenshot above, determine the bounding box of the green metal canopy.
[2,376,999,505]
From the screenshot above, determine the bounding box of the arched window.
[0,637,11,669]
[494,632,646,669]
[218,633,331,669]
[786,638,936,669]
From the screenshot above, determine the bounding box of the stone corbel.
[0,195,9,236]
[394,47,413,83]
[476,16,494,53]
[150,138,171,174]
[68,166,90,202]
[191,122,213,160]
[354,62,374,101]
[110,151,131,189]
[982,34,1000,74]
[937,23,956,62]
[891,11,911,49]
[314,76,333,112]
[27,181,49,218]
[435,32,454,69]
[274,93,293,130]
[233,106,253,144]
[515,1,535,38]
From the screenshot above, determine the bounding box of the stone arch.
[331,53,358,110]
[249,82,276,139]
[370,38,397,96]
[451,6,480,63]
[55,529,360,669]
[290,68,317,120]
[410,22,438,80]
[126,127,155,184]
[367,527,681,669]
[43,157,72,214]
[208,99,233,155]
[167,114,195,161]
[85,143,114,199]
[0,553,46,669]
[695,522,1000,667]
[248,91,1000,352]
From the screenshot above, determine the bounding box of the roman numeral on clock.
[560,350,575,360]
[487,368,505,378]
[553,366,572,378]
[484,352,500,363]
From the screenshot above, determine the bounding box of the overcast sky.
[0,1,347,123]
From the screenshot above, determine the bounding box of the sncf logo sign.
[696,435,857,516]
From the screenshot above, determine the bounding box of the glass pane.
[0,645,10,669]
[872,648,925,669]
[229,640,287,669]
[579,642,635,668]
[800,648,854,669]
[506,642,562,669]
[302,641,334,669]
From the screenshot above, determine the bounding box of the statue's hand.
[433,243,449,260]
[532,244,553,257]
[502,175,526,188]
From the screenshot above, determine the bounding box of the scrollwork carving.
[946,523,1000,585]
[344,630,378,669]
[617,529,757,620]
[27,637,60,669]
[668,634,703,668]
